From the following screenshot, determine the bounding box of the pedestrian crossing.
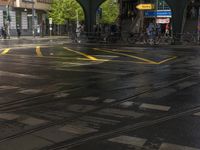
[0,93,200,150]
[108,135,200,150]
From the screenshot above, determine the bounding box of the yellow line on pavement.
[93,48,157,64]
[36,46,43,57]
[63,47,98,61]
[1,48,11,55]
[157,56,177,64]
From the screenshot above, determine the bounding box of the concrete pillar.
[165,0,189,42]
[76,0,105,32]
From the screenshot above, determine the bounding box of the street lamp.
[6,0,12,39]
[76,9,79,29]
[32,0,36,37]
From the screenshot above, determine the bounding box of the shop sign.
[145,10,172,18]
[136,4,155,10]
[156,18,170,24]
[49,18,52,25]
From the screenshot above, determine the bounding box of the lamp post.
[6,0,12,39]
[76,9,79,30]
[32,1,36,38]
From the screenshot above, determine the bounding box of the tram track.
[0,74,195,145]
[39,103,200,150]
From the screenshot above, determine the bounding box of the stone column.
[165,0,189,43]
[76,0,105,32]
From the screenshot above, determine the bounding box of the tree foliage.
[100,0,119,24]
[49,0,84,24]
[49,0,120,25]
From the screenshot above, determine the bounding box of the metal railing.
[68,31,200,45]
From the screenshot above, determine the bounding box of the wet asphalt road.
[0,42,200,150]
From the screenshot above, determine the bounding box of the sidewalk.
[1,36,69,41]
[0,36,72,49]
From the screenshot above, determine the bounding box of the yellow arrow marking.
[93,48,157,64]
[64,47,98,61]
[136,4,155,10]
[36,46,43,57]
[1,48,11,55]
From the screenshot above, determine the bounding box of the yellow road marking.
[1,48,11,55]
[63,47,98,61]
[36,46,43,57]
[93,48,157,64]
[93,48,177,65]
[157,56,177,64]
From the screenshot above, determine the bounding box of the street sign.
[136,4,155,10]
[156,18,170,24]
[49,18,53,25]
[144,10,172,18]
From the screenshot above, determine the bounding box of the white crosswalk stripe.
[140,103,171,111]
[103,99,116,103]
[81,97,100,101]
[19,117,48,126]
[193,112,200,116]
[159,143,200,150]
[108,135,147,147]
[0,113,20,120]
[60,124,98,135]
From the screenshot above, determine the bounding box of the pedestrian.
[76,24,81,43]
[190,7,197,19]
[0,27,3,39]
[165,23,170,37]
[37,25,40,36]
[17,25,21,38]
[1,26,6,39]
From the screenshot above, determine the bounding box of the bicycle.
[127,32,147,44]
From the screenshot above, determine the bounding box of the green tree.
[99,0,119,24]
[49,0,119,25]
[49,0,84,25]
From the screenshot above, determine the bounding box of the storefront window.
[156,0,170,10]
[16,11,21,28]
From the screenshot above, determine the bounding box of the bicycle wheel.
[127,34,137,44]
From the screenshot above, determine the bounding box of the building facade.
[0,0,52,36]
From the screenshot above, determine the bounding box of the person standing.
[17,25,21,38]
[1,26,6,39]
[165,23,170,36]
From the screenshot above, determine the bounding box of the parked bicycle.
[127,32,147,44]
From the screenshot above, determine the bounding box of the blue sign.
[144,10,172,18]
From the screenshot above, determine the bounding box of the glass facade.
[156,0,170,10]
